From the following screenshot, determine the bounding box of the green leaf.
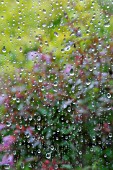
[61,164,73,169]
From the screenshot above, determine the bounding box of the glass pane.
[0,0,113,169]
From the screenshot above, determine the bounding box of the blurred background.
[0,0,113,73]
[0,0,113,170]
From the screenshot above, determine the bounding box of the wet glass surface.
[0,0,113,169]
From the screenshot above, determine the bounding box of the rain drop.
[107,93,111,99]
[46,153,51,159]
[2,46,6,53]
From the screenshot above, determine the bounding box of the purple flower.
[3,135,16,145]
[0,136,16,152]
[27,51,39,61]
[0,124,5,131]
[33,64,40,72]
[27,51,51,64]
[0,95,7,105]
[41,54,51,64]
[63,64,73,75]
[0,144,10,152]
[0,154,14,166]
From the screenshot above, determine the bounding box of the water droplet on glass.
[20,47,23,52]
[37,116,41,121]
[54,32,59,37]
[86,81,91,86]
[109,133,112,138]
[107,93,111,98]
[6,121,11,127]
[104,22,110,28]
[79,151,82,155]
[39,76,42,82]
[46,153,51,159]
[51,145,54,151]
[17,36,21,40]
[12,97,16,101]
[4,165,10,170]
[16,0,20,4]
[42,9,46,14]
[2,46,6,53]
[21,162,24,169]
[42,23,46,27]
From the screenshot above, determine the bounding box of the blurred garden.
[0,0,113,169]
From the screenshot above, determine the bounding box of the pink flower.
[103,123,111,133]
[0,144,10,152]
[3,135,16,146]
[0,135,16,152]
[75,55,83,66]
[42,160,50,170]
[0,154,14,166]
[49,167,54,170]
